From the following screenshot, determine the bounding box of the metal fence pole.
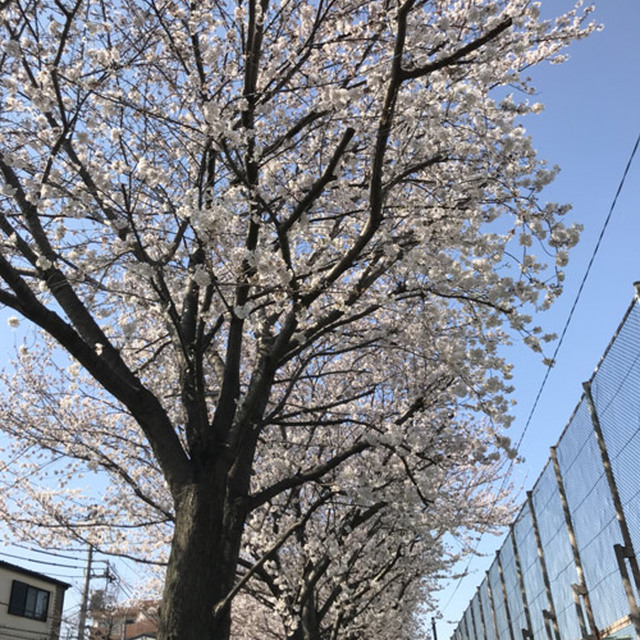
[583,379,640,639]
[487,570,501,640]
[497,551,516,640]
[527,491,561,640]
[511,525,534,640]
[550,446,598,640]
[470,598,481,640]
[464,607,473,640]
[477,586,489,640]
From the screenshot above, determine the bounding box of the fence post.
[465,607,474,640]
[550,446,598,640]
[497,551,516,640]
[527,491,561,640]
[583,379,640,639]
[487,570,501,640]
[511,525,533,640]
[477,586,489,640]
[470,598,481,640]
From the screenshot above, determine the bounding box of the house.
[90,600,158,640]
[0,559,70,640]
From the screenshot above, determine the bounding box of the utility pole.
[432,616,438,640]
[77,545,93,640]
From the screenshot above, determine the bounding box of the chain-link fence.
[450,288,640,640]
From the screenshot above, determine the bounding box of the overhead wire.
[0,550,84,569]
[512,130,640,455]
[12,543,87,561]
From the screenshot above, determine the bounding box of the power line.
[0,550,85,569]
[513,130,640,454]
[13,543,86,561]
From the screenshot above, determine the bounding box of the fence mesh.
[472,590,486,640]
[590,302,640,601]
[514,501,547,640]
[531,463,582,640]
[489,557,511,640]
[501,531,527,639]
[464,605,474,640]
[449,293,640,640]
[480,575,498,640]
[555,397,629,629]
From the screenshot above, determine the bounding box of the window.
[8,580,50,621]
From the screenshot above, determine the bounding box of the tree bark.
[158,465,246,640]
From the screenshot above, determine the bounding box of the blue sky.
[435,0,640,635]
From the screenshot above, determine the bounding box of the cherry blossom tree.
[236,411,514,640]
[0,0,594,638]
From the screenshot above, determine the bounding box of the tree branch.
[400,18,513,81]
[248,440,369,510]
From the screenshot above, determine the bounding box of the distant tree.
[0,0,594,638]
[237,413,512,640]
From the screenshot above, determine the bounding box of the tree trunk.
[300,589,321,640]
[284,579,322,640]
[158,469,246,640]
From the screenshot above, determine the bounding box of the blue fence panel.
[489,558,511,640]
[556,396,629,630]
[467,604,479,640]
[501,531,527,639]
[590,301,640,604]
[472,590,486,640]
[531,463,581,640]
[480,575,497,640]
[450,296,640,640]
[514,501,547,640]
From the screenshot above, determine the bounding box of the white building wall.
[0,564,65,640]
